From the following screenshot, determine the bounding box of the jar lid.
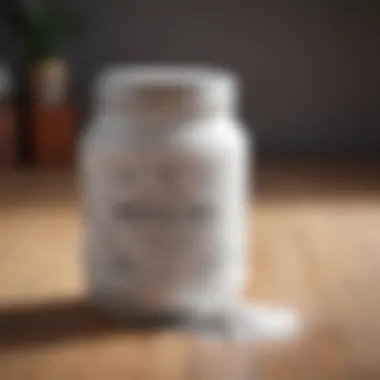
[95,65,239,118]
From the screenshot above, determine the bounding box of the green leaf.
[16,0,81,59]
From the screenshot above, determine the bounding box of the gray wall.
[4,0,380,155]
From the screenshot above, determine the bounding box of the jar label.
[85,155,227,288]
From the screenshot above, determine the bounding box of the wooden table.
[0,163,380,379]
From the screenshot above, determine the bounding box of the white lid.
[95,65,239,118]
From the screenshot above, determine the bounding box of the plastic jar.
[80,66,250,318]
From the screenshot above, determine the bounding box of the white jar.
[80,66,250,319]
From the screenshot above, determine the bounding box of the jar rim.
[94,65,239,116]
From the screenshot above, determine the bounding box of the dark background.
[1,0,379,157]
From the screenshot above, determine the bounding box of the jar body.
[80,112,250,317]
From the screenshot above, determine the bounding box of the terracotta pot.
[30,58,76,167]
[0,105,16,168]
[31,103,76,167]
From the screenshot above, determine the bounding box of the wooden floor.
[0,163,380,379]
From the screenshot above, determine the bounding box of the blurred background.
[1,1,380,379]
[0,0,379,167]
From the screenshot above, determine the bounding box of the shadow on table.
[0,298,185,349]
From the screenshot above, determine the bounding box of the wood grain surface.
[0,163,379,379]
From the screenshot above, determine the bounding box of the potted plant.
[21,0,80,166]
[0,64,16,168]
